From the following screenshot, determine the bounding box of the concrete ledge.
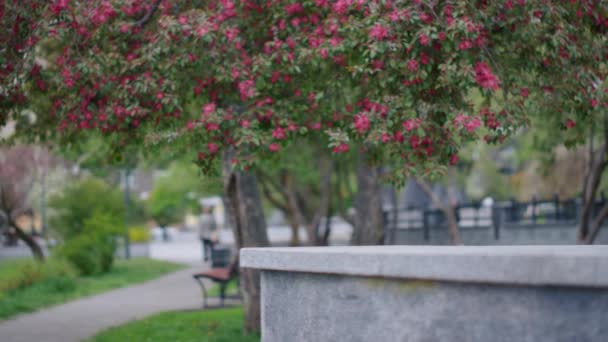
[241,245,608,287]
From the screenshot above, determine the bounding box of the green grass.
[0,258,184,320]
[87,307,260,342]
[207,279,239,297]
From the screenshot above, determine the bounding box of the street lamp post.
[123,168,131,259]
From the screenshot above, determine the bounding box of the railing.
[384,194,607,244]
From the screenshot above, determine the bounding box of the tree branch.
[414,177,462,245]
[257,174,288,213]
[135,0,162,28]
[587,202,608,244]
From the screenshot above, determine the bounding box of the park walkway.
[0,263,215,342]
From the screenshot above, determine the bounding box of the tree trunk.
[351,151,384,245]
[286,217,300,246]
[386,185,398,245]
[222,150,269,334]
[9,218,44,261]
[577,128,608,243]
[302,155,333,246]
[283,174,302,246]
[414,177,462,245]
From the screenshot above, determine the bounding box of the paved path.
[0,263,224,342]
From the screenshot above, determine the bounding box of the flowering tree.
[3,0,607,332]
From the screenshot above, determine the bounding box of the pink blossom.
[51,0,69,14]
[402,119,419,132]
[319,48,329,59]
[369,23,389,40]
[332,143,350,153]
[520,87,529,98]
[196,26,209,37]
[271,71,281,83]
[474,62,500,91]
[332,0,352,14]
[238,79,256,100]
[231,68,240,79]
[308,92,316,102]
[285,3,304,15]
[420,52,430,65]
[410,135,420,149]
[225,27,240,42]
[371,60,384,70]
[419,12,433,24]
[269,143,281,152]
[419,34,430,46]
[207,143,219,154]
[241,120,250,128]
[205,122,219,131]
[449,154,459,166]
[119,24,131,33]
[91,1,117,26]
[591,99,599,108]
[272,127,286,140]
[394,131,404,143]
[407,59,419,72]
[390,11,400,22]
[354,113,370,133]
[458,39,474,50]
[454,113,467,126]
[464,117,481,132]
[381,133,392,143]
[203,102,216,115]
[330,36,343,47]
[565,119,576,129]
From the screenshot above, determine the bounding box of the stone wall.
[242,246,608,342]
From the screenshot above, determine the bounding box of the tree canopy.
[1,1,604,181]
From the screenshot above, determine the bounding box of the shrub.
[128,225,150,243]
[0,258,77,297]
[49,177,125,241]
[56,213,120,276]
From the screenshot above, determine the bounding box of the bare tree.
[257,154,334,247]
[414,177,462,245]
[0,145,53,260]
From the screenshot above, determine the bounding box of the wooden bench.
[192,256,240,308]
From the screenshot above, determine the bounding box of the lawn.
[88,307,260,342]
[0,258,184,320]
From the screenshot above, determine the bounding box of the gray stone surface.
[261,271,608,342]
[241,245,608,287]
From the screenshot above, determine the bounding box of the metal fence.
[384,195,608,245]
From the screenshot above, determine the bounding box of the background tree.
[257,139,341,246]
[0,145,54,260]
[146,160,221,241]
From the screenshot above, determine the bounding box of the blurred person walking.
[199,205,217,262]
